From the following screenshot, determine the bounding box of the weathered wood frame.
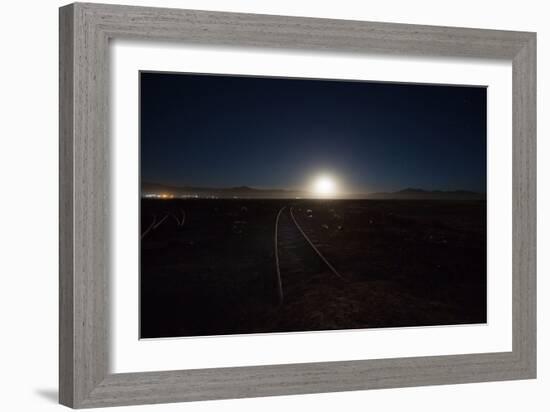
[59,2,536,408]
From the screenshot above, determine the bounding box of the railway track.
[274,205,346,304]
[141,209,185,239]
[142,203,344,308]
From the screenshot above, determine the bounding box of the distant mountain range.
[142,182,303,199]
[142,182,485,200]
[366,188,486,200]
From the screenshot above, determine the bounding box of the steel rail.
[289,206,347,281]
[273,206,286,304]
[140,214,157,240]
[152,213,169,229]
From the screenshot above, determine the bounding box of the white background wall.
[0,0,546,411]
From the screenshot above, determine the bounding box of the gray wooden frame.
[59,2,536,409]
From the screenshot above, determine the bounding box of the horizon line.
[141,182,486,195]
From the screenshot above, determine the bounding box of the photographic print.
[139,72,487,339]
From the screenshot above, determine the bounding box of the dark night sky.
[140,72,487,194]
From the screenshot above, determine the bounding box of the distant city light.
[143,193,174,199]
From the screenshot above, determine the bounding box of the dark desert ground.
[140,198,486,338]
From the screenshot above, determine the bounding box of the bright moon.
[312,175,337,196]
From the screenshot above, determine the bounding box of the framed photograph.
[59,2,536,408]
